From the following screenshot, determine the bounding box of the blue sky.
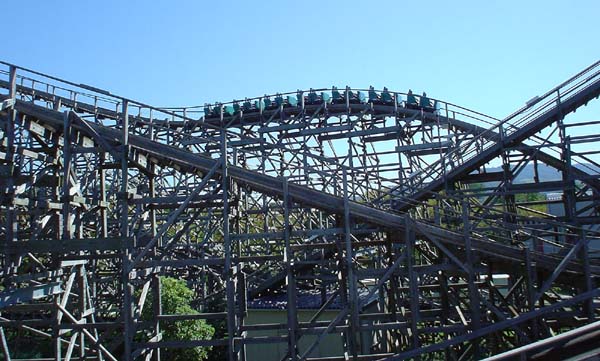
[3,0,599,119]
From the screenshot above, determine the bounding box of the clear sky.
[3,0,599,119]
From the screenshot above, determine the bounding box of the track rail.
[5,96,596,277]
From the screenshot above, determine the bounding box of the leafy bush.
[145,277,215,361]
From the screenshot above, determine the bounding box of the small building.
[245,290,378,360]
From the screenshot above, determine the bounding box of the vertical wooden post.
[405,217,420,349]
[4,66,17,276]
[152,276,162,361]
[222,130,236,361]
[283,179,299,360]
[78,265,86,359]
[120,100,133,361]
[343,168,359,359]
[62,111,72,240]
[524,248,538,338]
[580,230,594,321]
[463,198,480,357]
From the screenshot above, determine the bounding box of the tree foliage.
[144,277,215,361]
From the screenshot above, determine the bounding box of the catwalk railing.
[388,59,600,207]
[0,61,502,207]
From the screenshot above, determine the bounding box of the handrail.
[0,61,222,131]
[0,59,500,207]
[502,59,600,122]
[0,60,498,128]
[395,60,600,199]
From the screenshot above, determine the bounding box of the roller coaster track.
[1,60,600,361]
[4,73,597,218]
[3,59,598,210]
[3,96,595,276]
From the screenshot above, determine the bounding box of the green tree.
[145,277,215,361]
[515,192,547,214]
